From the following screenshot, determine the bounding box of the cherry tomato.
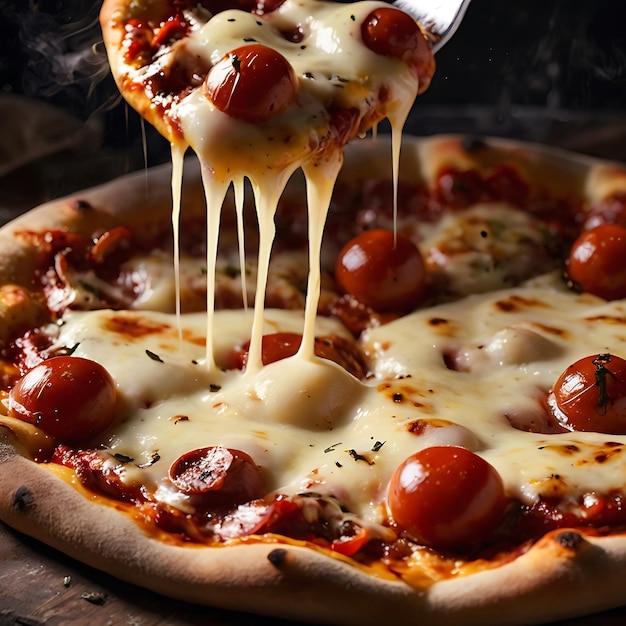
[8,356,117,444]
[434,167,484,209]
[567,224,626,300]
[152,15,188,48]
[204,44,298,123]
[335,229,426,313]
[330,521,369,556]
[484,164,530,207]
[361,8,434,91]
[551,353,626,434]
[169,446,264,508]
[230,332,367,378]
[582,193,626,231]
[387,446,507,550]
[90,226,133,265]
[254,0,287,15]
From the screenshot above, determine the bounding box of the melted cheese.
[96,0,626,539]
[50,272,626,522]
[159,0,418,371]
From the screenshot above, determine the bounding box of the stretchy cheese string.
[170,142,187,345]
[233,176,248,312]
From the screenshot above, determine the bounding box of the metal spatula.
[392,0,472,52]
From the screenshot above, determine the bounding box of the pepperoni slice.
[169,446,265,508]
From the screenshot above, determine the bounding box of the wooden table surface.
[2,520,626,626]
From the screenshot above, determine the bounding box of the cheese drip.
[167,0,418,370]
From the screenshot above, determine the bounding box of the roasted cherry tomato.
[330,521,369,556]
[8,356,117,443]
[434,167,484,209]
[230,332,367,378]
[152,15,188,48]
[335,229,426,313]
[361,7,434,91]
[254,0,287,15]
[551,353,626,434]
[567,224,626,301]
[169,446,264,508]
[204,44,298,123]
[387,446,507,550]
[582,193,626,231]
[90,226,133,265]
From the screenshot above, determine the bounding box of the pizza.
[3,132,626,624]
[4,0,626,623]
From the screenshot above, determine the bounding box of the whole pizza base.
[2,135,626,625]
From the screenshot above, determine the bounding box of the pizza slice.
[99,0,435,172]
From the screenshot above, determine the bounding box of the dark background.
[1,0,625,208]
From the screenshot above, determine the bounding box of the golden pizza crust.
[100,0,180,142]
[2,136,626,625]
[3,424,626,626]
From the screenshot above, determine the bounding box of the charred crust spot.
[73,199,94,211]
[461,136,487,152]
[495,295,546,314]
[555,530,584,550]
[407,420,427,435]
[13,485,34,511]
[428,317,449,326]
[532,322,567,337]
[495,299,517,313]
[267,548,288,567]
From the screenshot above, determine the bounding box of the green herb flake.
[324,442,342,453]
[371,441,385,452]
[78,281,102,298]
[223,264,241,279]
[146,349,164,363]
[348,449,374,465]
[209,383,222,392]
[113,453,134,464]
